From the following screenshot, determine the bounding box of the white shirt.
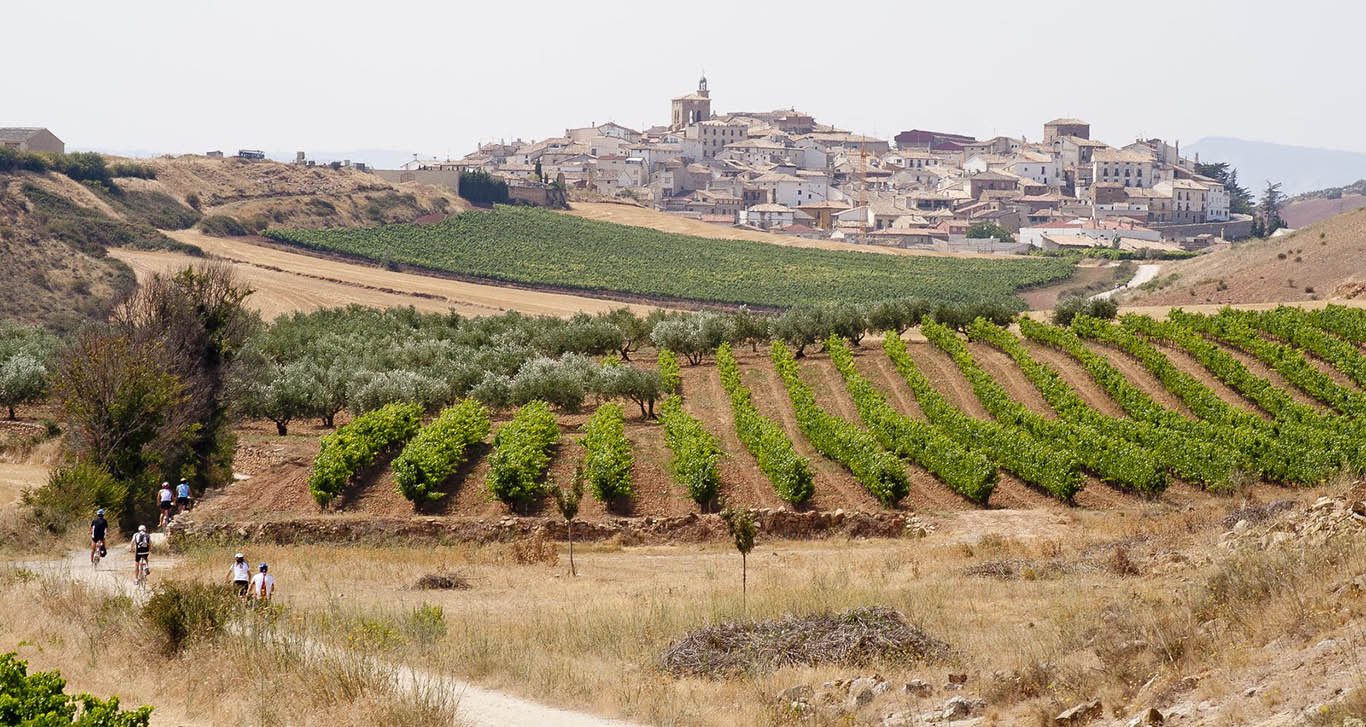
[230,561,250,582]
[249,572,275,599]
[158,488,173,503]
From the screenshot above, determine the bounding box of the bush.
[658,396,721,508]
[1052,295,1118,326]
[485,400,560,507]
[392,399,490,503]
[657,349,681,395]
[142,580,237,655]
[581,402,633,502]
[184,192,201,211]
[0,652,152,725]
[109,162,157,179]
[457,170,509,205]
[309,401,423,506]
[22,460,126,534]
[198,214,250,237]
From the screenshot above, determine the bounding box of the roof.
[753,172,802,183]
[1044,118,1089,126]
[0,127,51,143]
[969,171,1019,182]
[748,203,794,213]
[1055,135,1109,148]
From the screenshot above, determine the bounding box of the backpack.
[133,532,150,549]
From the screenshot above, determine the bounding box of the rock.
[1232,519,1250,534]
[938,695,983,721]
[1312,496,1336,511]
[1055,698,1102,725]
[776,685,812,703]
[905,679,933,698]
[1342,718,1365,727]
[1243,686,1257,697]
[847,687,876,711]
[945,672,968,690]
[1352,501,1366,518]
[1125,708,1164,726]
[1262,531,1293,548]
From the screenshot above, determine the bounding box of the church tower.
[670,76,712,131]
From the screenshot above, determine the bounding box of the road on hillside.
[1092,263,1161,300]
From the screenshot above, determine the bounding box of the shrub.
[142,580,237,655]
[0,652,152,725]
[392,399,490,503]
[22,460,126,534]
[184,192,201,210]
[657,349,681,395]
[658,396,721,508]
[581,402,633,502]
[308,401,423,506]
[109,162,157,179]
[400,603,447,645]
[485,400,559,507]
[198,214,250,237]
[457,170,509,204]
[1052,295,1118,326]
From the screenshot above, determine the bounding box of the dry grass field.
[110,231,661,321]
[1122,207,1366,307]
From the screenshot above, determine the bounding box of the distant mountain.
[1185,137,1366,196]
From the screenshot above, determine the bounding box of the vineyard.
[287,304,1366,516]
[263,205,1074,309]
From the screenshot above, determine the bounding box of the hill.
[263,205,1075,309]
[1282,193,1366,229]
[0,154,465,330]
[1185,136,1366,196]
[1120,206,1366,305]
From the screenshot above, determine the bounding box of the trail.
[1092,263,1160,300]
[16,538,644,727]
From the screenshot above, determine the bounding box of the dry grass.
[0,576,466,727]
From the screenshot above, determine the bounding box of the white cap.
[235,553,244,559]
[138,525,147,532]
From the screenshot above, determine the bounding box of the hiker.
[130,525,151,583]
[156,482,174,528]
[89,508,108,565]
[175,480,192,514]
[249,562,275,602]
[227,553,251,597]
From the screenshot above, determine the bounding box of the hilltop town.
[390,78,1248,255]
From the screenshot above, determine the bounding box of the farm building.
[0,127,64,154]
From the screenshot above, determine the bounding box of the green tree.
[551,465,584,577]
[1195,161,1253,215]
[596,363,662,418]
[243,360,320,435]
[0,353,48,420]
[726,306,771,352]
[966,221,1014,242]
[720,506,757,610]
[1259,181,1286,236]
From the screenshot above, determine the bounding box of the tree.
[55,332,187,530]
[720,506,756,610]
[726,306,771,352]
[770,306,823,358]
[597,363,662,418]
[601,308,651,361]
[1052,295,1118,326]
[243,360,320,435]
[1196,161,1253,215]
[0,353,48,420]
[1259,181,1286,236]
[965,221,1014,242]
[552,465,585,577]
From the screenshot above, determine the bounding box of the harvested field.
[111,231,659,320]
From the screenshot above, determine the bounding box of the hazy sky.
[6,0,1364,160]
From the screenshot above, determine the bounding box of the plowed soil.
[195,331,1337,527]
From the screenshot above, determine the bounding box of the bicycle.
[90,540,105,567]
[134,557,150,588]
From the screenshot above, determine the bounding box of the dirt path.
[1092,263,1159,300]
[16,540,643,727]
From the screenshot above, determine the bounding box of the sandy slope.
[110,231,661,320]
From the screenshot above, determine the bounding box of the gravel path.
[1092,263,1160,300]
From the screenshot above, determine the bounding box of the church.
[670,76,712,130]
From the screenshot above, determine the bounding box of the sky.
[5,0,1365,163]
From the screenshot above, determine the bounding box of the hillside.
[1185,136,1366,196]
[1120,206,1366,306]
[0,155,467,330]
[1282,192,1366,229]
[264,205,1075,309]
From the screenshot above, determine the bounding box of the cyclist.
[89,508,108,565]
[175,480,192,514]
[227,552,251,597]
[130,525,151,583]
[156,482,174,528]
[248,562,275,602]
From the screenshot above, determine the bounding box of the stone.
[1342,718,1364,727]
[946,672,968,689]
[1352,501,1366,518]
[1232,519,1250,534]
[776,685,812,703]
[1243,686,1257,697]
[1311,496,1336,511]
[1125,708,1164,727]
[905,679,933,698]
[1055,698,1102,725]
[847,687,876,711]
[938,695,983,721]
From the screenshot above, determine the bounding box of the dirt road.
[16,539,643,727]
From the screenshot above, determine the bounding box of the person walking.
[156,482,174,528]
[248,562,275,602]
[89,508,108,565]
[175,480,192,514]
[227,553,251,597]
